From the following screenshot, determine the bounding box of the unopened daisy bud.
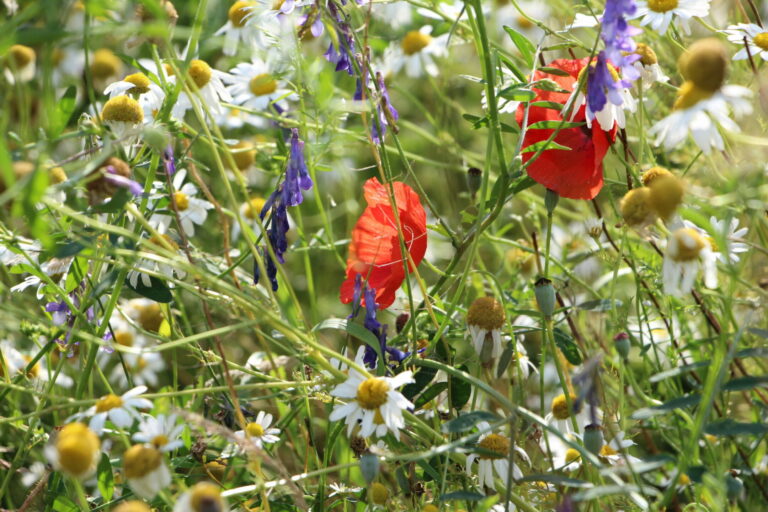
[648,174,684,220]
[613,332,630,360]
[114,500,152,512]
[585,218,602,239]
[5,44,36,82]
[228,141,256,171]
[619,187,656,229]
[46,422,100,480]
[678,38,728,93]
[350,436,368,458]
[123,444,172,499]
[466,167,482,195]
[583,424,603,456]
[174,482,229,512]
[534,277,556,317]
[370,482,389,505]
[49,166,67,185]
[634,43,658,66]
[466,296,506,363]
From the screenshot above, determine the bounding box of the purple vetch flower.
[163,144,176,177]
[586,52,625,115]
[371,72,399,144]
[46,300,70,326]
[324,4,356,75]
[282,129,313,207]
[104,165,143,196]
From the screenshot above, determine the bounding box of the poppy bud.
[534,277,556,317]
[545,188,559,214]
[466,167,482,195]
[584,424,603,456]
[725,472,744,501]
[614,332,630,360]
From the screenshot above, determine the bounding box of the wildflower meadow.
[2,0,768,510]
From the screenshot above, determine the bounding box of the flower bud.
[583,424,603,456]
[545,188,559,214]
[395,313,409,334]
[466,167,482,195]
[534,277,556,317]
[613,332,630,360]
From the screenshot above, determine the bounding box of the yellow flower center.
[619,187,655,228]
[244,197,266,219]
[599,444,618,457]
[356,377,390,410]
[634,43,658,66]
[401,31,432,55]
[49,166,67,184]
[641,166,672,186]
[564,448,581,464]
[95,393,124,412]
[423,505,439,512]
[679,38,727,92]
[370,482,389,505]
[230,141,257,170]
[21,355,40,378]
[647,0,677,12]
[669,228,706,262]
[478,433,510,459]
[189,59,212,89]
[550,393,578,420]
[228,1,255,27]
[56,423,100,477]
[91,48,122,80]
[135,357,148,370]
[152,434,169,448]
[466,296,505,331]
[123,444,163,479]
[124,72,151,94]
[137,303,164,332]
[115,330,134,347]
[101,95,144,124]
[648,174,684,220]
[516,15,534,30]
[249,73,278,96]
[148,234,180,251]
[190,482,224,512]
[673,81,715,110]
[754,33,768,51]
[245,422,265,437]
[174,191,190,211]
[9,44,35,68]
[113,501,153,512]
[678,473,691,485]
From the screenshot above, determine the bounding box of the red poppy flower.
[515,58,616,200]
[339,178,427,309]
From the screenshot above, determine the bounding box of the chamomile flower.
[174,482,229,512]
[45,422,101,480]
[543,431,583,472]
[20,461,47,487]
[69,385,153,435]
[172,59,232,120]
[501,337,538,380]
[631,0,710,35]
[90,48,124,91]
[123,298,165,333]
[708,216,748,263]
[372,1,413,29]
[329,482,363,496]
[133,413,185,452]
[599,430,643,467]
[215,1,261,56]
[10,256,73,297]
[127,234,187,289]
[4,44,35,83]
[466,296,506,364]
[123,444,172,500]
[101,95,144,139]
[328,346,414,438]
[632,43,669,86]
[389,26,449,78]
[113,502,152,512]
[225,57,292,112]
[103,72,165,119]
[723,23,768,61]
[662,227,717,296]
[0,341,74,388]
[149,169,213,237]
[545,392,600,435]
[465,422,529,491]
[110,350,166,389]
[233,196,267,241]
[232,411,281,450]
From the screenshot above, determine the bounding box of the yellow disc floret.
[102,95,144,124]
[620,187,655,228]
[95,393,123,412]
[551,393,578,420]
[230,141,257,170]
[478,433,510,459]
[115,330,134,347]
[401,31,432,55]
[599,444,618,457]
[56,422,100,477]
[9,44,35,69]
[123,444,163,479]
[673,81,715,110]
[678,38,727,93]
[245,422,265,437]
[91,48,122,80]
[173,191,190,211]
[188,59,212,89]
[228,1,256,27]
[564,448,581,464]
[648,175,684,220]
[49,166,67,184]
[634,43,658,66]
[648,0,677,12]
[370,482,389,505]
[249,73,278,96]
[754,33,768,51]
[466,296,505,331]
[356,377,390,410]
[113,500,153,512]
[244,197,266,219]
[669,228,705,262]
[641,166,673,187]
[124,72,152,94]
[189,482,224,512]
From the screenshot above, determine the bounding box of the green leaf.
[503,26,536,68]
[722,376,768,392]
[52,496,79,512]
[54,239,88,259]
[529,78,570,93]
[498,87,536,102]
[510,175,536,194]
[530,100,564,111]
[576,298,623,312]
[89,187,131,214]
[553,328,582,365]
[402,365,438,401]
[15,165,50,248]
[538,66,573,77]
[441,411,499,434]
[313,318,381,368]
[527,120,585,130]
[414,382,448,409]
[649,362,709,383]
[631,394,701,420]
[439,491,487,502]
[97,452,114,501]
[705,419,768,437]
[519,474,593,488]
[125,275,174,303]
[450,364,471,409]
[49,86,77,137]
[521,140,572,153]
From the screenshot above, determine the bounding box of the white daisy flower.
[0,341,74,388]
[371,1,413,29]
[110,350,166,389]
[215,1,262,56]
[723,23,768,61]
[215,106,265,129]
[89,48,124,92]
[172,60,233,120]
[631,0,710,35]
[21,461,47,488]
[132,413,185,452]
[328,346,414,438]
[232,411,281,451]
[708,216,748,263]
[52,46,86,87]
[599,430,643,467]
[240,0,307,51]
[100,95,144,140]
[149,169,213,237]
[225,57,293,112]
[388,26,449,78]
[501,337,538,380]
[565,12,601,30]
[417,0,471,21]
[127,234,187,289]
[465,422,529,491]
[173,482,229,512]
[466,296,506,364]
[69,385,153,435]
[545,392,601,435]
[103,72,165,121]
[632,43,669,86]
[566,65,637,131]
[542,431,583,472]
[662,227,717,296]
[44,422,101,480]
[123,298,165,334]
[123,444,172,500]
[329,482,363,497]
[4,44,35,83]
[11,256,73,297]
